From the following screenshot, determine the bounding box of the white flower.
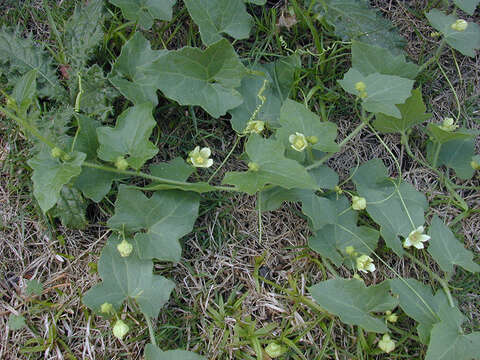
[439,117,458,132]
[112,320,129,340]
[356,254,375,273]
[100,302,113,314]
[188,146,213,168]
[245,120,265,134]
[289,132,308,152]
[117,239,133,257]
[378,334,395,353]
[403,226,430,249]
[351,196,366,210]
[451,19,468,32]
[385,310,398,323]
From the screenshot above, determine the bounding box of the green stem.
[404,252,455,308]
[431,142,442,169]
[208,135,241,183]
[418,39,446,73]
[0,105,56,148]
[306,121,368,171]
[143,313,156,347]
[82,161,240,193]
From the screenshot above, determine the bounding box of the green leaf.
[8,314,26,331]
[73,114,100,160]
[245,0,266,4]
[108,186,199,262]
[0,28,63,98]
[435,138,476,180]
[312,0,405,52]
[184,0,252,45]
[352,159,428,255]
[222,135,318,195]
[150,157,194,181]
[228,55,299,133]
[453,0,480,15]
[146,39,247,117]
[352,41,419,79]
[28,150,86,213]
[51,186,88,229]
[145,344,206,360]
[426,303,480,360]
[373,88,431,134]
[109,0,176,29]
[309,279,397,333]
[97,103,158,170]
[390,278,440,329]
[338,68,414,118]
[427,123,477,144]
[75,166,124,202]
[12,69,37,113]
[109,32,166,106]
[428,216,480,274]
[276,99,339,153]
[307,195,379,266]
[82,235,175,318]
[426,10,480,58]
[64,0,104,70]
[25,279,43,296]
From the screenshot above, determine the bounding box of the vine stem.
[82,161,240,193]
[207,135,241,184]
[418,39,447,73]
[306,120,368,171]
[403,252,455,308]
[143,313,156,347]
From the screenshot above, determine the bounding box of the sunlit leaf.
[185,0,252,45]
[426,10,480,58]
[97,103,158,170]
[338,68,414,118]
[222,135,318,194]
[352,159,428,255]
[428,216,480,274]
[427,124,477,144]
[310,279,397,333]
[82,235,175,318]
[108,186,199,262]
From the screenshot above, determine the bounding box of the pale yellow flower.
[117,239,133,257]
[356,254,375,273]
[245,120,265,134]
[289,132,308,152]
[439,117,458,132]
[100,302,113,314]
[112,320,129,340]
[352,196,366,210]
[403,226,430,249]
[188,146,213,168]
[378,334,395,353]
[451,19,468,31]
[385,311,398,323]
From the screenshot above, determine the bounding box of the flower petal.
[200,147,211,158]
[413,242,424,249]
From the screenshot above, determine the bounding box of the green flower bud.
[115,156,129,171]
[355,81,366,92]
[112,320,129,340]
[386,312,398,323]
[471,160,480,170]
[248,162,260,172]
[451,19,468,32]
[100,302,113,314]
[345,246,355,256]
[306,135,319,145]
[117,239,133,257]
[265,342,286,358]
[61,153,71,161]
[245,120,265,134]
[378,334,395,353]
[51,147,62,159]
[352,196,366,210]
[334,185,343,195]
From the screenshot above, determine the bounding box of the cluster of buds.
[245,120,265,134]
[355,81,368,99]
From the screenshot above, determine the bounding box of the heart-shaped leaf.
[109,0,176,29]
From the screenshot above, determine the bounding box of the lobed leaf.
[82,235,175,318]
[434,138,476,180]
[338,68,414,118]
[51,186,88,229]
[28,150,86,213]
[310,279,397,333]
[222,135,318,194]
[185,0,252,45]
[453,0,480,15]
[109,0,176,29]
[426,10,480,58]
[373,88,431,134]
[108,186,200,262]
[427,123,477,145]
[145,344,206,360]
[427,216,480,274]
[96,103,158,170]
[352,159,428,255]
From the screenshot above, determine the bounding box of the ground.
[0,0,479,359]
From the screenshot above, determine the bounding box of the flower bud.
[334,185,343,195]
[117,239,133,257]
[355,81,366,92]
[386,312,398,323]
[248,162,260,172]
[265,342,286,358]
[352,196,366,210]
[100,302,113,314]
[471,160,480,170]
[451,19,468,32]
[345,246,355,256]
[245,120,265,134]
[115,156,129,170]
[112,320,129,340]
[378,334,395,353]
[51,147,62,159]
[61,153,71,161]
[439,117,457,132]
[306,135,319,145]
